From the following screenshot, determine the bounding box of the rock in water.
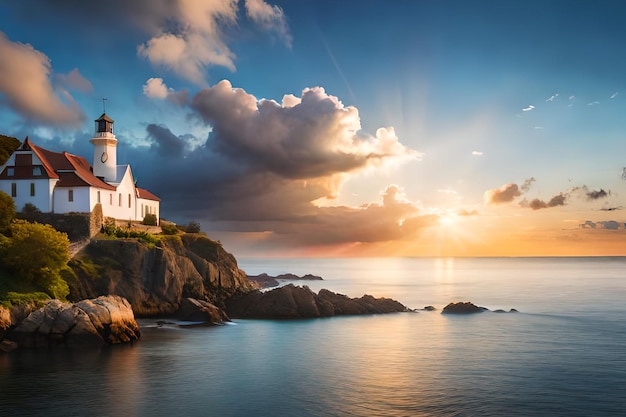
[226,284,408,319]
[441,301,488,314]
[6,295,140,350]
[177,298,231,324]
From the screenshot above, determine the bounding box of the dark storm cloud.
[146,124,186,157]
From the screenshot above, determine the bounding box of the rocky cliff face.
[67,234,254,316]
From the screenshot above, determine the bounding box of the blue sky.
[1,0,625,256]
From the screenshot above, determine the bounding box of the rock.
[177,298,230,324]
[0,340,17,353]
[246,273,280,289]
[494,308,519,313]
[441,301,488,314]
[225,284,409,319]
[5,295,140,350]
[247,272,324,289]
[422,305,437,311]
[0,306,10,339]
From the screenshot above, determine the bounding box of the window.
[141,204,144,216]
[30,183,35,196]
[68,189,74,202]
[11,183,16,197]
[33,166,42,176]
[7,167,14,176]
[110,193,113,205]
[128,194,131,208]
[118,193,122,206]
[97,191,101,203]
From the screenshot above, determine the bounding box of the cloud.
[134,0,291,85]
[146,124,187,157]
[142,77,189,105]
[484,183,522,205]
[610,92,619,99]
[582,220,624,230]
[109,80,428,250]
[545,93,559,102]
[471,150,483,156]
[190,80,421,179]
[457,209,479,216]
[600,221,622,230]
[587,101,600,106]
[137,15,238,85]
[520,193,567,210]
[585,188,609,200]
[11,0,290,86]
[484,177,534,206]
[0,32,85,126]
[522,105,535,112]
[520,177,536,192]
[515,184,610,211]
[244,0,291,47]
[55,68,93,93]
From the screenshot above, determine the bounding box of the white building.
[0,113,160,223]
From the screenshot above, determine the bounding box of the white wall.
[54,187,91,213]
[0,178,57,212]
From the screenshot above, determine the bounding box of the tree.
[0,190,15,232]
[1,220,70,299]
[186,221,201,233]
[18,202,41,222]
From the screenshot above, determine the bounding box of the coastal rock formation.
[225,284,408,319]
[176,297,231,324]
[3,295,140,350]
[0,306,10,340]
[68,234,254,316]
[247,272,323,289]
[441,301,488,314]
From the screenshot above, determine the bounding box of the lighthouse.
[90,113,118,183]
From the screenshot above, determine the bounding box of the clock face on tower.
[101,151,108,163]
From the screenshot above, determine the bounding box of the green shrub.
[3,291,50,307]
[142,213,157,226]
[161,223,178,235]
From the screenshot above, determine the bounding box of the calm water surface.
[1,257,625,416]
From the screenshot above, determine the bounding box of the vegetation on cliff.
[0,194,72,303]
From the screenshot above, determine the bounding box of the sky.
[0,0,625,257]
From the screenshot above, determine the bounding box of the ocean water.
[1,257,626,416]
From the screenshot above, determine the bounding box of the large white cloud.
[0,32,85,127]
[190,80,421,179]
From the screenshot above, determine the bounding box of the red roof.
[29,140,116,190]
[137,187,160,201]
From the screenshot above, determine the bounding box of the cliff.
[67,234,254,317]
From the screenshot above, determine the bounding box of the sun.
[438,212,459,228]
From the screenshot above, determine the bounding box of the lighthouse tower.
[90,113,117,183]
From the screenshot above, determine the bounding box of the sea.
[1,257,626,417]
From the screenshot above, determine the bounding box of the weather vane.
[102,98,108,114]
